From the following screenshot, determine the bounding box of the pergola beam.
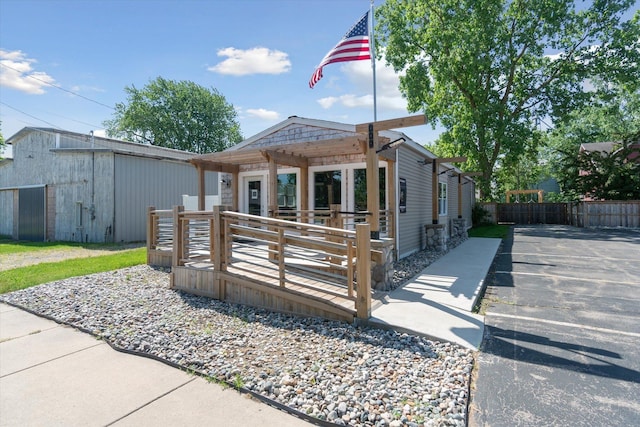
[190,159,239,174]
[262,150,309,168]
[355,115,426,133]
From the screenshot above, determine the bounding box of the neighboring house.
[579,141,640,163]
[579,141,640,201]
[0,128,219,242]
[189,116,475,260]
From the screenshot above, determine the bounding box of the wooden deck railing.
[146,207,173,266]
[164,206,372,319]
[274,205,394,238]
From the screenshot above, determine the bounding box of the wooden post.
[328,204,342,265]
[268,155,278,217]
[172,205,185,269]
[300,166,309,219]
[387,159,396,239]
[432,159,438,224]
[146,206,155,264]
[231,171,239,211]
[197,165,205,211]
[278,228,285,287]
[213,206,225,299]
[366,125,380,238]
[457,174,462,218]
[356,223,372,319]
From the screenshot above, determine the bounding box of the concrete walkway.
[370,237,502,349]
[0,303,311,427]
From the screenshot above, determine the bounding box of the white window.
[438,182,447,216]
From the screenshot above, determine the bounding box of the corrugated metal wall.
[18,186,45,241]
[113,154,218,242]
[396,148,432,258]
[0,190,13,236]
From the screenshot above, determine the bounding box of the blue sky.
[0,0,443,153]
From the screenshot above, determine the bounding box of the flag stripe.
[309,12,370,89]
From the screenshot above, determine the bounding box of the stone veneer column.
[370,238,395,291]
[424,224,447,252]
[447,218,468,248]
[451,218,467,240]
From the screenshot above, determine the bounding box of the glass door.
[247,178,263,216]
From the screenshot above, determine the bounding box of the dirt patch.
[0,244,144,272]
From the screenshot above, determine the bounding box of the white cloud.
[208,47,291,76]
[70,84,105,93]
[316,60,407,111]
[0,49,56,94]
[245,108,280,120]
[317,97,338,109]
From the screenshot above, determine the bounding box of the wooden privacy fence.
[480,200,640,227]
[496,202,569,225]
[571,201,640,228]
[149,206,373,322]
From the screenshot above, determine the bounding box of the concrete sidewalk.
[0,303,310,427]
[369,237,502,349]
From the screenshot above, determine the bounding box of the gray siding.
[396,147,433,258]
[114,154,218,242]
[0,189,14,236]
[53,151,115,242]
[462,179,475,226]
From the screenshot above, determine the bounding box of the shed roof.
[6,127,196,161]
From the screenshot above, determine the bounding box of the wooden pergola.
[190,115,427,238]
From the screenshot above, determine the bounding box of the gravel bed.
[1,244,473,427]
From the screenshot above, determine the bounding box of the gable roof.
[228,116,356,151]
[7,127,196,161]
[191,115,445,173]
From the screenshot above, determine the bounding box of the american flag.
[309,12,371,89]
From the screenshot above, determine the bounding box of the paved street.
[471,225,640,426]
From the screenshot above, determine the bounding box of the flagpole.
[370,0,377,122]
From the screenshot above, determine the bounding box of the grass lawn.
[468,224,511,239]
[0,247,147,294]
[0,237,128,255]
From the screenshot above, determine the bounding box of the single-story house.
[188,115,476,260]
[0,128,219,242]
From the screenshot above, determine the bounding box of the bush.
[472,204,492,226]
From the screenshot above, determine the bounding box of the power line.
[0,101,62,129]
[0,62,115,110]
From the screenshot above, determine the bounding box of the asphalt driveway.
[470,225,640,426]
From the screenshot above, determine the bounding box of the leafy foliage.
[472,203,493,226]
[562,134,640,200]
[376,0,640,200]
[545,82,640,200]
[0,121,5,159]
[104,77,243,153]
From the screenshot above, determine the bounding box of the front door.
[246,178,263,216]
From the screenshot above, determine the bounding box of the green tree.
[545,82,640,199]
[104,77,243,153]
[0,121,5,160]
[565,133,640,200]
[376,0,640,200]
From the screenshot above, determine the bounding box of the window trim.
[438,181,448,216]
